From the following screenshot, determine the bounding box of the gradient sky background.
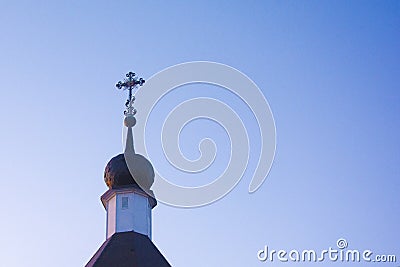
[0,1,399,266]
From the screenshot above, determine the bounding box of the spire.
[124,112,136,154]
[86,71,170,267]
[101,71,156,239]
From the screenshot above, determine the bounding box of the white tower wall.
[101,188,153,239]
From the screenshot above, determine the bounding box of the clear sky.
[0,1,399,266]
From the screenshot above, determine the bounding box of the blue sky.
[0,1,399,266]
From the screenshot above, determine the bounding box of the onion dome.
[104,153,155,190]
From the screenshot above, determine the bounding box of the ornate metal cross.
[116,71,145,115]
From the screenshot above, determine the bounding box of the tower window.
[121,197,129,209]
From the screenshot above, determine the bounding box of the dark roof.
[86,231,171,267]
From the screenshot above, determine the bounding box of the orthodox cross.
[116,71,145,115]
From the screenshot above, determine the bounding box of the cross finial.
[116,71,145,116]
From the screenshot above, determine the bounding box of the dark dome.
[104,153,154,190]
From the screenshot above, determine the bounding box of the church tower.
[86,72,171,267]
